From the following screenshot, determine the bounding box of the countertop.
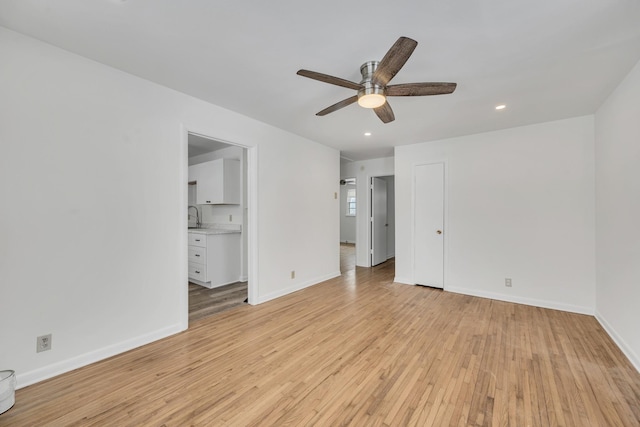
[188,228,240,235]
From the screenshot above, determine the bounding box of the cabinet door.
[188,163,200,183]
[195,160,224,204]
[191,159,240,205]
[221,159,241,204]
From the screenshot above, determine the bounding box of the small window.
[346,188,356,216]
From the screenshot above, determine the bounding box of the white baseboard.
[446,286,594,315]
[16,323,185,389]
[393,276,414,285]
[239,275,248,282]
[595,310,640,373]
[255,271,341,304]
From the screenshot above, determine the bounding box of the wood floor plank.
[2,245,639,426]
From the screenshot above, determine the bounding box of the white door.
[414,163,444,288]
[371,177,388,266]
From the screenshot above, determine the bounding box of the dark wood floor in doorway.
[188,281,247,323]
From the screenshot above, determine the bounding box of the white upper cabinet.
[189,158,240,205]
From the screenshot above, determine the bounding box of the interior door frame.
[411,160,448,290]
[370,176,388,266]
[366,174,395,268]
[179,125,259,329]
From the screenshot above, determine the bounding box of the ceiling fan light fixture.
[357,82,386,109]
[358,93,386,109]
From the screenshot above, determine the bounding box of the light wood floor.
[4,246,639,426]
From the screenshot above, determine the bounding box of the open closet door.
[371,177,388,266]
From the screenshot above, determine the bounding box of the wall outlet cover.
[37,334,52,353]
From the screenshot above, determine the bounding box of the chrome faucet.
[188,205,201,228]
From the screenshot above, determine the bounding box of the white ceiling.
[1,1,639,161]
[188,134,231,158]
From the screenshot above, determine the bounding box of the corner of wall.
[595,310,640,373]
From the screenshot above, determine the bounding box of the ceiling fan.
[297,37,457,124]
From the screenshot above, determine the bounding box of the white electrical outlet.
[291,270,295,279]
[505,278,512,287]
[37,334,52,352]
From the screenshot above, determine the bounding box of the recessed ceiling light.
[495,104,506,110]
[364,132,372,136]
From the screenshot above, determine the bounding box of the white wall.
[341,157,394,266]
[340,183,356,243]
[594,59,640,371]
[0,27,339,387]
[395,116,596,314]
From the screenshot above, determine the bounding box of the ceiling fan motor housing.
[358,61,386,106]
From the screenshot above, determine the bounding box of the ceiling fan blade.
[387,82,457,96]
[297,70,363,91]
[372,37,418,86]
[316,95,359,116]
[374,101,395,123]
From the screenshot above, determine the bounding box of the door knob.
[436,230,442,234]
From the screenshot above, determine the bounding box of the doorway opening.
[186,132,251,323]
[370,175,395,268]
[340,177,356,273]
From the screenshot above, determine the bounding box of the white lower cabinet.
[188,231,241,289]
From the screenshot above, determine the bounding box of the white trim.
[16,324,184,389]
[179,125,190,330]
[393,276,414,285]
[447,286,594,315]
[255,271,341,304]
[363,174,372,267]
[595,310,640,373]
[247,144,259,305]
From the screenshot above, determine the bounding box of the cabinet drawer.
[188,245,206,263]
[188,233,207,247]
[188,262,207,282]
